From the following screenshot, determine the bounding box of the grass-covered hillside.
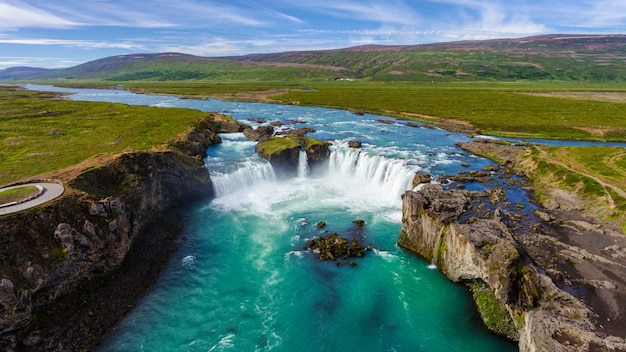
[1,34,626,83]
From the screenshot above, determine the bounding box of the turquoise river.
[28,85,518,352]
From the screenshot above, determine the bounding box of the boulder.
[286,128,316,137]
[348,141,362,148]
[243,126,274,142]
[412,173,431,188]
[307,232,366,262]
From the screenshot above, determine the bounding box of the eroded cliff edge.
[399,142,626,352]
[0,113,244,351]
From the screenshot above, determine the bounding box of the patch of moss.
[256,137,301,158]
[435,227,448,273]
[469,281,517,339]
[303,137,327,149]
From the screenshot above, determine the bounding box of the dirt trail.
[539,148,626,199]
[607,152,626,178]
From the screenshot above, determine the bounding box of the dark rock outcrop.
[398,184,626,352]
[348,141,362,148]
[412,173,431,188]
[0,116,223,351]
[306,232,366,262]
[286,127,316,137]
[169,113,248,159]
[243,125,274,142]
[305,140,331,172]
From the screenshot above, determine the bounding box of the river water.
[27,85,517,351]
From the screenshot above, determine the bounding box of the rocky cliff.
[399,184,626,351]
[0,114,234,351]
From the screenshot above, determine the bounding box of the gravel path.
[0,182,65,216]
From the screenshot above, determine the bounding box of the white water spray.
[211,160,276,198]
[327,148,415,200]
[297,149,310,178]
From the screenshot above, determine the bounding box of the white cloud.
[257,7,305,25]
[579,0,626,28]
[154,1,267,27]
[290,0,422,26]
[37,1,176,28]
[0,37,145,51]
[0,56,82,69]
[0,1,77,29]
[2,0,270,30]
[431,0,546,35]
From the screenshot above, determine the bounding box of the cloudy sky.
[1,0,625,69]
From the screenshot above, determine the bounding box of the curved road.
[0,183,65,216]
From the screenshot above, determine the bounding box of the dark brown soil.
[522,206,626,338]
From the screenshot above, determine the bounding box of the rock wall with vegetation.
[398,184,626,352]
[255,133,330,177]
[0,115,234,351]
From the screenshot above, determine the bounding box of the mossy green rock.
[256,136,330,177]
[307,232,365,262]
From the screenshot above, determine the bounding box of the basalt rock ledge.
[0,114,233,351]
[399,184,626,352]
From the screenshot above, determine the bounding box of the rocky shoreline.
[399,139,626,351]
[0,113,244,351]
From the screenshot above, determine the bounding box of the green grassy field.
[89,80,626,141]
[0,86,208,185]
[270,82,626,140]
[0,185,39,204]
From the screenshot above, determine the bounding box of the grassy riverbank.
[0,86,208,185]
[521,145,626,230]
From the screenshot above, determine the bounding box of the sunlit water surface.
[27,85,517,351]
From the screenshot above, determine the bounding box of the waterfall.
[297,149,310,178]
[211,160,276,198]
[327,148,415,200]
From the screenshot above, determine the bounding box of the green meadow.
[0,86,207,185]
[97,80,626,141]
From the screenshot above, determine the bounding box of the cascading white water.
[297,149,310,178]
[327,148,416,201]
[210,159,276,198]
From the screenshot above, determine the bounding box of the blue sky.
[1,0,626,69]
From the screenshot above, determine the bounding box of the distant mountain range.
[2,34,626,82]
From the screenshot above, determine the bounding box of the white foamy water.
[210,159,276,198]
[209,144,418,218]
[328,148,416,203]
[297,149,310,178]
